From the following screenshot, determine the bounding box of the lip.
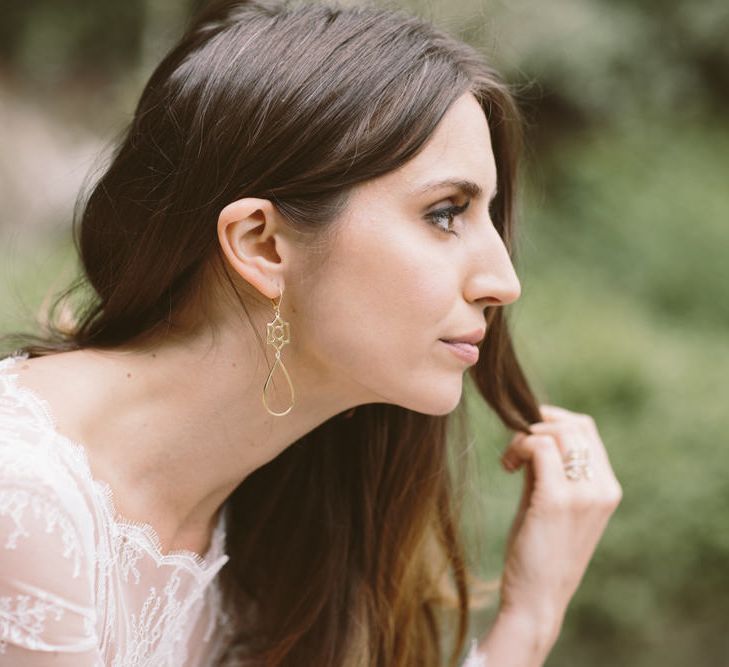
[440,328,486,345]
[440,339,479,364]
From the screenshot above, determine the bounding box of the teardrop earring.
[262,285,295,416]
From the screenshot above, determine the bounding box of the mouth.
[439,339,479,364]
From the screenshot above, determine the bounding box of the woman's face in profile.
[293,91,522,415]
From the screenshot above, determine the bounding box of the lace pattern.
[0,351,488,666]
[0,352,230,666]
[0,485,85,576]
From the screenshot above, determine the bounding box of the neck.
[18,323,367,555]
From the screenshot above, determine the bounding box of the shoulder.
[0,360,100,657]
[0,353,97,578]
[0,352,55,427]
[0,427,97,585]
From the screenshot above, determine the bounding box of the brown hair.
[2,0,542,664]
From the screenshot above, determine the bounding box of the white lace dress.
[0,352,488,666]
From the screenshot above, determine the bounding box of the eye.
[424,199,471,236]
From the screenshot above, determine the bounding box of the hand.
[497,404,622,641]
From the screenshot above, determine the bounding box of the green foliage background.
[1,1,727,665]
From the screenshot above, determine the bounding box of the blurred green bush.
[465,120,729,666]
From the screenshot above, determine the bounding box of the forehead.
[376,92,498,196]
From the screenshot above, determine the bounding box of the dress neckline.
[0,351,229,578]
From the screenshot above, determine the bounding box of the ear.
[216,197,293,301]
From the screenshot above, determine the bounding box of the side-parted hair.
[2,0,542,664]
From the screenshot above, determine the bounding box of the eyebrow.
[413,178,498,202]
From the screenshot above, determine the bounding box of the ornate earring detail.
[262,285,295,416]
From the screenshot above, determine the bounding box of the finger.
[502,433,566,490]
[538,404,581,423]
[529,421,590,457]
[536,406,607,462]
[529,421,601,485]
[503,425,583,472]
[529,419,623,510]
[530,418,610,473]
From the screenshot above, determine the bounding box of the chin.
[405,384,464,416]
[382,367,464,415]
[429,399,463,416]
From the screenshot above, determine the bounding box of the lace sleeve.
[461,638,488,667]
[0,456,101,665]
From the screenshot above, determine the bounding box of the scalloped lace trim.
[0,352,228,577]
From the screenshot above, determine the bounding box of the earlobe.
[216,197,286,301]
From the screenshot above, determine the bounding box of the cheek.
[295,225,456,374]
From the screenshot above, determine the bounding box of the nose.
[464,225,522,306]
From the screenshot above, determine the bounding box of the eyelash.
[424,199,471,236]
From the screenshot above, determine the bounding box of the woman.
[0,0,622,665]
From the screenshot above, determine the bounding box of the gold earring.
[262,285,295,416]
